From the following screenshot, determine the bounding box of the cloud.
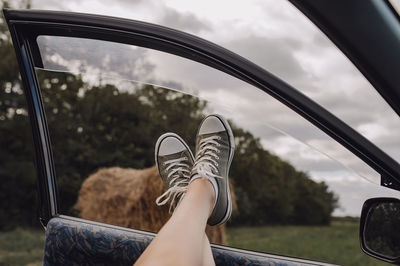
[37,36,155,82]
[159,8,211,33]
[109,0,144,7]
[226,35,307,83]
[32,0,144,10]
[32,0,211,35]
[31,0,69,10]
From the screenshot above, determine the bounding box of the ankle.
[188,178,216,215]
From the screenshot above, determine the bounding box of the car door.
[3,3,400,265]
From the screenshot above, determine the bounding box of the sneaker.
[155,133,194,213]
[191,114,235,226]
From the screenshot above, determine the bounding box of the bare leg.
[202,234,216,266]
[134,178,215,266]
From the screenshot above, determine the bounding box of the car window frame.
[4,8,400,228]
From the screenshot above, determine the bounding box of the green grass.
[0,228,44,266]
[226,221,389,266]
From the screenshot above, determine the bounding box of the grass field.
[0,221,391,266]
[226,221,389,266]
[0,228,44,266]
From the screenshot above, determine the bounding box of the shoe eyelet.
[218,136,222,140]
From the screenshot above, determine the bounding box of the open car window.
[34,34,400,263]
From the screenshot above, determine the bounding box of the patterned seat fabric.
[44,217,327,266]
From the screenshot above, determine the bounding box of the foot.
[155,133,194,213]
[191,114,235,226]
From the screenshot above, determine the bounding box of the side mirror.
[360,197,400,264]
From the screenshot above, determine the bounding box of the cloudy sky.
[15,0,400,216]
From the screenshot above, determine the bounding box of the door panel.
[44,216,331,266]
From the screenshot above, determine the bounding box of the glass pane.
[37,35,380,184]
[35,35,400,264]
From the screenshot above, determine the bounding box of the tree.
[36,70,207,214]
[0,0,38,229]
[229,127,338,225]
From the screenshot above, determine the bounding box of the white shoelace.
[156,157,191,213]
[192,135,222,180]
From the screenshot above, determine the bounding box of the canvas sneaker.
[190,114,235,226]
[155,133,194,213]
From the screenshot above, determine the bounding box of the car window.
[34,35,400,264]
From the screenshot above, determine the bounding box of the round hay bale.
[74,166,233,244]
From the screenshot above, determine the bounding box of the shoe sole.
[155,132,194,175]
[205,114,235,226]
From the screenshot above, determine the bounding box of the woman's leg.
[134,178,215,266]
[202,234,215,266]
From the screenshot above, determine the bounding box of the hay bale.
[74,166,234,244]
